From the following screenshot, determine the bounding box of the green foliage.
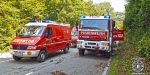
[113,12,125,30]
[0,0,46,52]
[109,42,149,75]
[125,0,150,58]
[109,56,118,75]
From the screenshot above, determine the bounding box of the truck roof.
[80,15,111,19]
[25,20,70,27]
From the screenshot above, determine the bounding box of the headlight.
[101,43,109,46]
[27,46,37,49]
[77,41,83,44]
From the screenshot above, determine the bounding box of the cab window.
[44,28,52,38]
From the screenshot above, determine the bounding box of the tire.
[79,49,85,55]
[13,55,21,61]
[63,45,69,54]
[36,50,46,62]
[105,52,111,58]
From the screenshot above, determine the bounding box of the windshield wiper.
[19,34,31,38]
[82,26,104,30]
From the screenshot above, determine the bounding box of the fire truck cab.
[9,20,71,62]
[76,15,124,58]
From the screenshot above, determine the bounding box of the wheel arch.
[40,47,47,54]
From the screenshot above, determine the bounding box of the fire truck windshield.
[80,19,108,30]
[18,26,45,37]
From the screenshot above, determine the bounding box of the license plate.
[14,51,23,56]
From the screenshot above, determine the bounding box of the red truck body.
[76,15,124,58]
[9,20,71,62]
[71,26,78,47]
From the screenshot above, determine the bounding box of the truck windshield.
[18,26,45,37]
[71,30,78,36]
[80,19,108,30]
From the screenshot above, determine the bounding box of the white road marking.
[0,52,13,63]
[102,57,112,75]
[0,52,12,58]
[25,72,33,75]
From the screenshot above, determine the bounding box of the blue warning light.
[80,15,86,18]
[104,15,110,19]
[29,20,37,23]
[42,20,51,23]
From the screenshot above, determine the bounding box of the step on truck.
[9,20,71,62]
[76,15,124,58]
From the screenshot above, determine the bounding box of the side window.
[49,28,52,36]
[45,27,52,37]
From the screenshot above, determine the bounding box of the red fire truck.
[76,15,124,58]
[71,26,78,47]
[9,20,71,62]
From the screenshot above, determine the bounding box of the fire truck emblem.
[132,58,145,75]
[81,31,106,35]
[13,39,34,44]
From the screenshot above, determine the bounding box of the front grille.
[92,46,95,48]
[85,46,91,48]
[13,45,27,50]
[88,43,96,45]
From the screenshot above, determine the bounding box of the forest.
[0,0,124,52]
[125,0,150,58]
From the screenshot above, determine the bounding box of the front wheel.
[79,49,85,55]
[105,52,111,58]
[13,55,21,61]
[63,45,69,54]
[36,50,47,62]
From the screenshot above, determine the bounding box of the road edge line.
[25,72,33,75]
[102,57,112,75]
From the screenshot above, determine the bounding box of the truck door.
[44,27,57,53]
[54,27,63,50]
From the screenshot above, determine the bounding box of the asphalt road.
[0,48,110,75]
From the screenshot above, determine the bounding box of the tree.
[125,0,150,58]
[0,0,116,52]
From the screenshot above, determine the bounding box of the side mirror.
[44,33,49,38]
[76,21,78,31]
[114,26,118,30]
[113,21,115,27]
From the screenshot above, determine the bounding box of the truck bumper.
[9,49,40,58]
[77,40,111,52]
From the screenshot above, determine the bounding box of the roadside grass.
[109,42,150,75]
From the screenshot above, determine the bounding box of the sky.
[92,0,127,12]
